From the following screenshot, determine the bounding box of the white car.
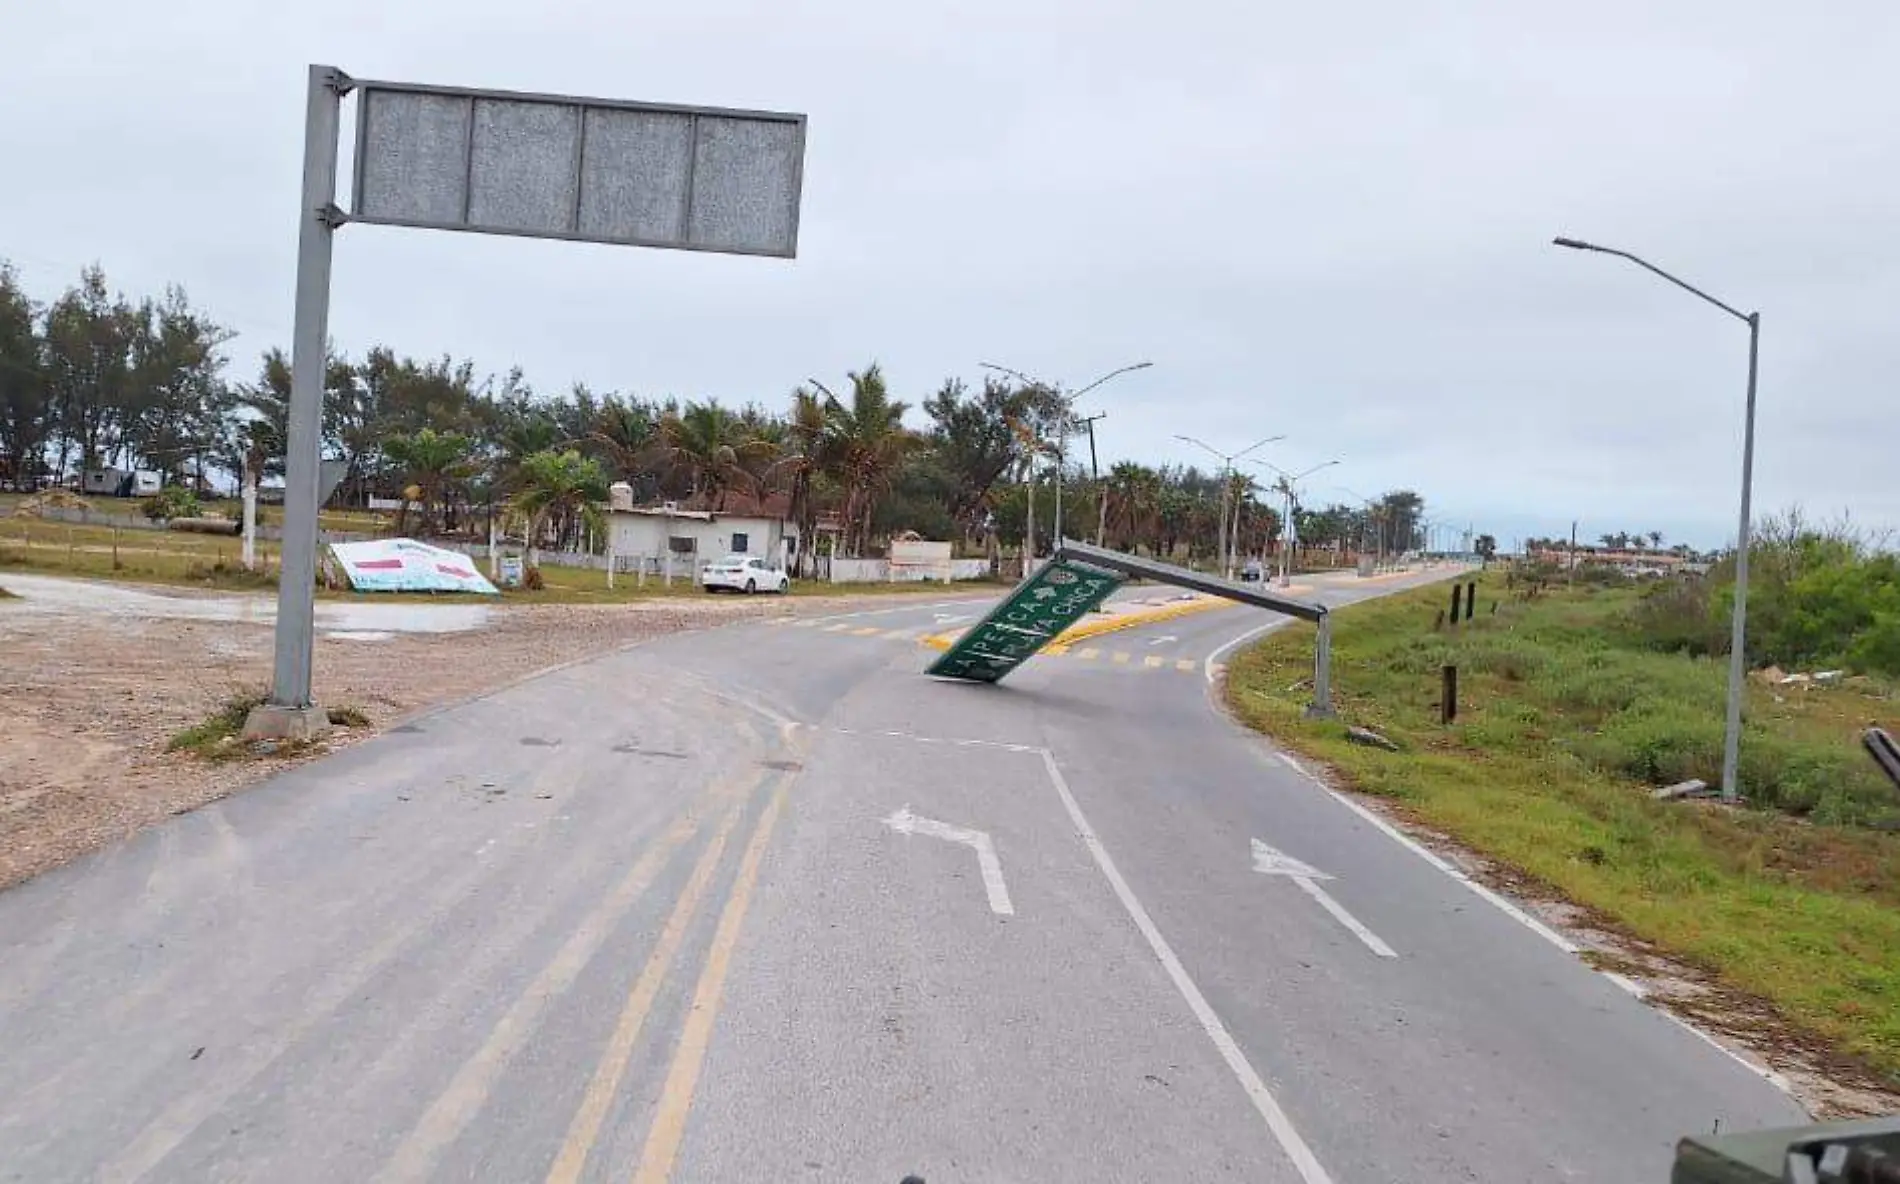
[700,554,790,594]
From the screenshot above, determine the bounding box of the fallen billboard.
[329,539,500,595]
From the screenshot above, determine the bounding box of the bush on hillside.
[1621,511,1900,679]
[141,486,201,522]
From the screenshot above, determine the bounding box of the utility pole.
[1079,412,1108,547]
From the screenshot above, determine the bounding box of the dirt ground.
[0,578,950,891]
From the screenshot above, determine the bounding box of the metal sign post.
[245,65,806,740]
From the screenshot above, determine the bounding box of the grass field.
[0,512,1003,604]
[1226,575,1900,1085]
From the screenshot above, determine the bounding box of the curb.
[920,595,1233,653]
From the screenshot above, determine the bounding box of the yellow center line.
[851,626,882,636]
[1075,648,1100,661]
[1176,659,1196,672]
[544,796,749,1184]
[1111,651,1131,665]
[630,782,789,1184]
[372,767,760,1184]
[1143,655,1165,669]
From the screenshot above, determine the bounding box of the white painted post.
[240,463,258,572]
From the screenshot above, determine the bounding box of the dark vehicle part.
[1673,1116,1900,1182]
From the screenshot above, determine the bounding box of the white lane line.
[1204,618,1290,683]
[794,600,979,625]
[1291,878,1398,959]
[884,807,1014,916]
[1038,751,1335,1184]
[1251,838,1397,959]
[1298,772,1580,955]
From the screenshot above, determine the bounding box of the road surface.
[0,567,1804,1182]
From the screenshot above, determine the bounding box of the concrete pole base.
[241,703,332,743]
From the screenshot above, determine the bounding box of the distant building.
[604,490,797,573]
[1527,544,1689,577]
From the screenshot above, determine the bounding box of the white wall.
[827,557,991,583]
[606,513,788,565]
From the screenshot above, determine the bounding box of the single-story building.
[604,491,797,572]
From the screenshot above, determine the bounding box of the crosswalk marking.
[1112,652,1131,665]
[851,626,883,636]
[1076,649,1100,661]
[1176,659,1196,672]
[1143,655,1165,669]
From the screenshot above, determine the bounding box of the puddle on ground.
[0,572,490,635]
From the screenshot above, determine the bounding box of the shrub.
[1622,579,1725,658]
[522,564,546,591]
[141,486,201,522]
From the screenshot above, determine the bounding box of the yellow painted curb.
[919,595,1233,653]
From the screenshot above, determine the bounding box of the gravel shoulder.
[0,579,974,890]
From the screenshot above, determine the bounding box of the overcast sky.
[5,1,1896,549]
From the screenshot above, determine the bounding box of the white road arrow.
[1147,635,1179,646]
[886,807,1014,916]
[1251,839,1395,958]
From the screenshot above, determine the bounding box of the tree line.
[0,260,1434,564]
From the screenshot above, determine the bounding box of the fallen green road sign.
[926,555,1125,682]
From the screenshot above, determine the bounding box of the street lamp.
[981,360,1152,557]
[1553,235,1759,804]
[1250,458,1339,586]
[1175,433,1286,579]
[1338,485,1385,571]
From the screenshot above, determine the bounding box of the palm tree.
[661,400,772,508]
[1105,462,1160,554]
[814,365,916,556]
[588,396,658,487]
[382,427,476,536]
[508,449,609,565]
[1648,530,1664,551]
[778,388,833,574]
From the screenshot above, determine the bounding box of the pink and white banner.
[328,539,499,595]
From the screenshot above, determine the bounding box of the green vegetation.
[166,691,270,758]
[1227,576,1900,1082]
[1628,514,1900,678]
[140,486,201,522]
[326,705,371,729]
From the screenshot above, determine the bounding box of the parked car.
[701,554,790,594]
[1239,560,1265,582]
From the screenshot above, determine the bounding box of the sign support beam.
[247,64,350,740]
[1052,539,1335,718]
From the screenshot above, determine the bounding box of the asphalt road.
[0,566,1806,1182]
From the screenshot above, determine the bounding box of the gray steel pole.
[1279,484,1293,587]
[1229,484,1244,580]
[1554,235,1759,804]
[1720,313,1760,803]
[1306,612,1334,720]
[1053,433,1064,546]
[1086,417,1108,547]
[262,65,344,719]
